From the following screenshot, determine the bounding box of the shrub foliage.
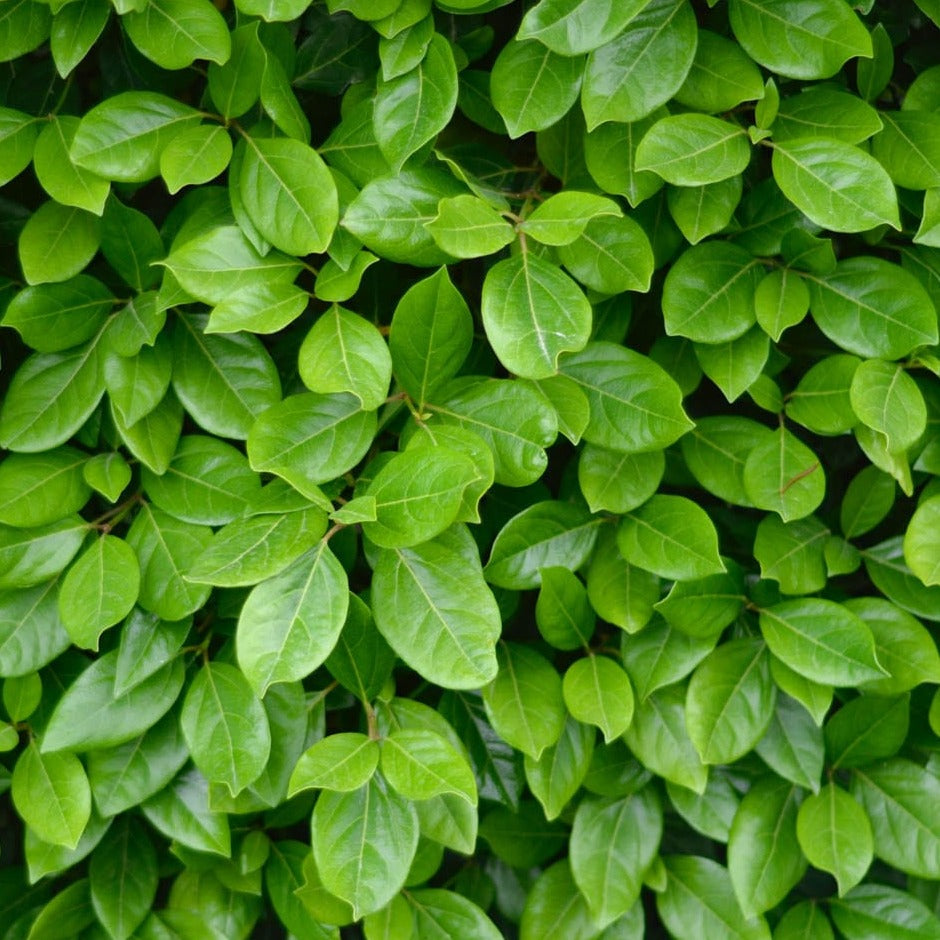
[1,0,940,937]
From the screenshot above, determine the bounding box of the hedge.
[1,0,940,937]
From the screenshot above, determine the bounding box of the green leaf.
[786,353,860,435]
[0,106,40,185]
[770,656,832,727]
[636,115,749,186]
[851,759,940,879]
[681,415,773,507]
[111,391,184,477]
[584,112,666,206]
[535,566,594,651]
[381,728,476,804]
[58,535,139,650]
[89,816,157,940]
[311,778,418,919]
[406,889,501,940]
[288,733,379,795]
[524,714,594,819]
[807,257,938,359]
[758,598,886,685]
[796,783,872,896]
[114,608,190,697]
[694,326,769,403]
[617,494,725,580]
[826,694,910,769]
[873,111,940,191]
[623,682,707,793]
[238,135,338,256]
[728,0,871,79]
[563,656,634,743]
[686,639,775,764]
[570,790,662,929]
[159,225,303,305]
[482,642,566,760]
[727,777,806,919]
[662,242,763,343]
[755,693,824,791]
[207,22,264,118]
[426,194,515,259]
[160,125,233,195]
[658,855,770,940]
[104,341,172,427]
[490,39,583,139]
[50,0,109,77]
[560,341,692,452]
[519,191,621,247]
[248,392,376,497]
[743,427,825,521]
[754,268,810,340]
[101,197,164,292]
[33,116,110,215]
[850,359,926,452]
[754,514,829,596]
[581,0,697,129]
[0,448,89,528]
[12,740,89,849]
[0,339,105,453]
[388,267,472,407]
[520,859,600,940]
[374,32,457,169]
[667,176,744,245]
[236,542,349,696]
[841,466,895,538]
[298,305,392,412]
[125,504,212,621]
[864,536,940,622]
[1,274,112,353]
[172,312,281,440]
[141,766,231,857]
[70,91,201,182]
[42,651,184,752]
[831,885,940,940]
[622,615,716,701]
[675,29,764,112]
[142,435,260,526]
[517,0,649,55]
[18,201,100,286]
[0,0,51,61]
[186,506,327,587]
[122,0,230,70]
[556,214,655,295]
[207,279,310,334]
[773,88,882,145]
[372,528,500,689]
[654,565,746,638]
[771,138,900,233]
[904,496,940,586]
[578,446,663,515]
[774,902,834,940]
[666,772,740,842]
[587,530,660,633]
[180,661,270,797]
[486,500,599,590]
[481,254,591,380]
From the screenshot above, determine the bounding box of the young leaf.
[562,656,635,743]
[381,728,477,804]
[288,733,380,795]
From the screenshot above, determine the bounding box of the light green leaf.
[571,788,662,928]
[754,268,810,340]
[490,39,584,139]
[374,32,457,169]
[563,656,634,743]
[33,116,110,215]
[581,0,697,129]
[686,639,775,765]
[519,859,602,940]
[667,176,744,245]
[617,494,725,580]
[372,528,500,689]
[743,427,825,521]
[0,448,89,529]
[122,0,230,70]
[70,91,201,182]
[727,777,805,919]
[556,214,654,294]
[831,885,940,940]
[758,598,886,685]
[728,0,871,79]
[485,500,599,590]
[517,0,649,55]
[523,715,594,820]
[238,135,338,256]
[236,542,348,696]
[114,608,190,697]
[180,661,271,797]
[19,201,100,286]
[850,359,927,453]
[873,111,940,191]
[584,112,666,206]
[753,514,829,595]
[675,29,764,112]
[426,194,515,258]
[786,353,860,435]
[288,733,379,795]
[299,305,392,411]
[311,778,418,920]
[483,642,566,760]
[58,535,139,650]
[160,124,233,195]
[381,728,476,804]
[519,191,621,247]
[577,446,663,515]
[12,741,90,850]
[654,565,746,638]
[406,889,500,940]
[905,496,940,586]
[754,693,824,792]
[694,326,769,402]
[771,137,900,233]
[0,107,40,185]
[797,783,872,896]
[636,114,749,186]
[141,766,230,857]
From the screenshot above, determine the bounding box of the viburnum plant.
[1,0,940,937]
